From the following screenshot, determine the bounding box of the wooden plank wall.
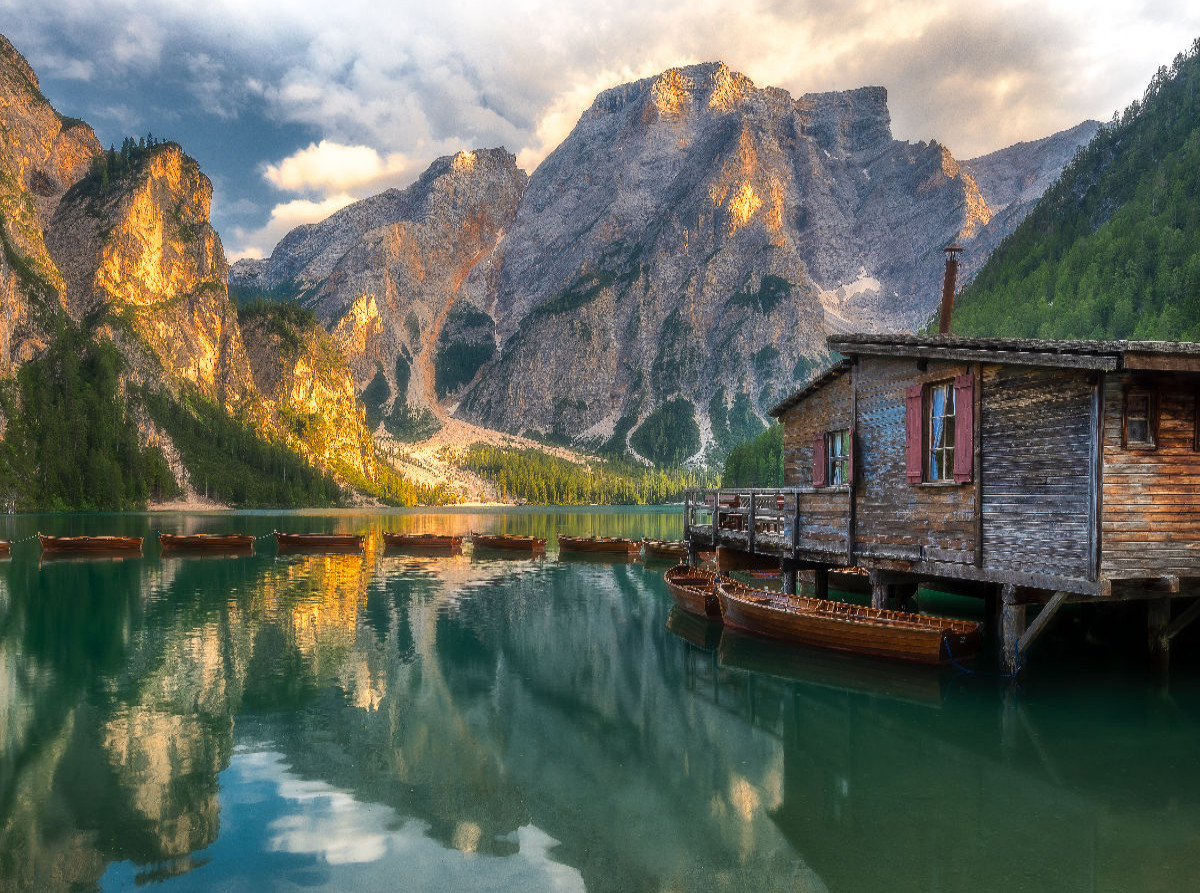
[981,366,1094,579]
[781,373,852,487]
[855,357,976,561]
[1102,373,1200,578]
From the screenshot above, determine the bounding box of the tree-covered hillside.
[953,39,1200,340]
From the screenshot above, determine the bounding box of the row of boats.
[664,564,982,666]
[19,531,692,558]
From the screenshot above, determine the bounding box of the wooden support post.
[1000,584,1026,676]
[870,570,888,610]
[1165,596,1200,642]
[1148,597,1171,674]
[814,567,829,601]
[781,560,797,597]
[711,492,718,548]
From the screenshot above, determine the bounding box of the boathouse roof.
[768,334,1200,418]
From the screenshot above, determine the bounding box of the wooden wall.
[781,373,852,487]
[1101,373,1200,579]
[980,366,1095,580]
[854,357,977,562]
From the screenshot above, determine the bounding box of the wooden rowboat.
[664,564,721,620]
[557,535,640,555]
[159,533,254,551]
[275,532,364,552]
[0,540,9,556]
[39,534,143,554]
[383,532,463,550]
[715,578,981,665]
[470,532,546,552]
[641,538,688,560]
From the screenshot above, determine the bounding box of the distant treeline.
[721,424,783,488]
[77,133,172,197]
[464,444,716,505]
[954,38,1200,340]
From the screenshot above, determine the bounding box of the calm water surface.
[1,507,1199,891]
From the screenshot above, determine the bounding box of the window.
[1124,388,1156,449]
[827,429,850,485]
[927,382,955,481]
[906,374,974,484]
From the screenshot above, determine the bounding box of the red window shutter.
[847,426,855,483]
[812,432,826,487]
[905,384,923,484]
[953,373,975,483]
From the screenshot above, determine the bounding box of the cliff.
[0,34,100,373]
[46,142,255,408]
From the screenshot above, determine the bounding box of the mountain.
[454,63,1091,455]
[953,39,1200,340]
[230,148,526,432]
[0,33,449,508]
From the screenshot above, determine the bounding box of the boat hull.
[275,533,364,552]
[664,564,721,619]
[471,533,546,552]
[159,533,254,551]
[383,533,463,551]
[716,580,980,665]
[39,534,143,554]
[558,535,640,554]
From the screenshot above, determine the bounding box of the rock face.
[46,144,255,408]
[240,306,375,478]
[457,64,994,447]
[0,34,100,373]
[231,148,526,419]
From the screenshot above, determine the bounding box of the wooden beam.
[848,359,858,566]
[1166,596,1200,642]
[1016,590,1069,655]
[830,342,1120,371]
[974,360,983,568]
[1089,372,1104,582]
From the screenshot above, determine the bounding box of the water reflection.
[0,510,1198,892]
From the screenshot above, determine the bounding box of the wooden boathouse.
[685,333,1200,672]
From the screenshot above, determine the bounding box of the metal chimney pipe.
[938,244,963,334]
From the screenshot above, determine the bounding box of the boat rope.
[254,530,277,541]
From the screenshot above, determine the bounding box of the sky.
[4,0,1199,261]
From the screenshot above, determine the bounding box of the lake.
[2,507,1199,891]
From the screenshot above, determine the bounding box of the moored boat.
[39,534,143,554]
[0,540,9,556]
[664,564,721,619]
[641,538,688,560]
[470,532,547,552]
[159,533,254,551]
[275,532,364,552]
[383,532,463,551]
[716,578,981,665]
[557,534,640,555]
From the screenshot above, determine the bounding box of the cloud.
[263,140,414,196]
[227,193,358,262]
[9,0,1200,257]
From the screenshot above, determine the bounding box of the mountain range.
[0,31,1102,506]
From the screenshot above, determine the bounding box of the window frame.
[1123,387,1157,450]
[826,428,850,486]
[925,380,956,482]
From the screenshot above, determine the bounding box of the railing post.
[711,489,718,548]
[748,490,756,553]
[791,491,800,556]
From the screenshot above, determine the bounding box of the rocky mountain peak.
[797,86,891,155]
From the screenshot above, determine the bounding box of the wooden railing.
[685,488,851,559]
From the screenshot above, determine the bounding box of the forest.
[953,38,1200,340]
[721,424,784,488]
[464,444,716,505]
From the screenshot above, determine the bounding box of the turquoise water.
[1,508,1198,891]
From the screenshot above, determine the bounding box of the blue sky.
[5,0,1199,261]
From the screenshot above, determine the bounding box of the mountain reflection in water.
[0,508,1198,892]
